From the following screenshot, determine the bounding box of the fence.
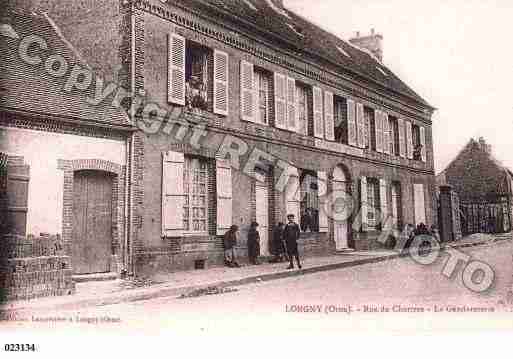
[460,200,511,235]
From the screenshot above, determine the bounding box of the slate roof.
[176,0,433,109]
[0,11,131,129]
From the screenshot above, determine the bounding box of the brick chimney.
[477,137,492,154]
[349,28,383,62]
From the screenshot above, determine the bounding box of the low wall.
[0,234,75,302]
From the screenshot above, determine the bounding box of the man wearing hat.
[283,214,302,269]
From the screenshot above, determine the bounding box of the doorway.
[333,166,350,251]
[72,170,113,274]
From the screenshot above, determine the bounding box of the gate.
[460,199,511,235]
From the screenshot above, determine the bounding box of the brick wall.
[0,234,75,302]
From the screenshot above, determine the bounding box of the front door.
[73,170,113,274]
[333,179,349,250]
[255,184,269,256]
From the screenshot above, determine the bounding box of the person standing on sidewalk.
[223,225,240,267]
[283,214,301,269]
[247,222,261,265]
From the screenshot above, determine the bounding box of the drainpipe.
[128,0,136,276]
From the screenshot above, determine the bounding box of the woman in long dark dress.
[247,222,261,265]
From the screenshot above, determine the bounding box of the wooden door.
[255,184,269,256]
[73,170,113,274]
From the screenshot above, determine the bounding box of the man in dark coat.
[283,214,301,269]
[247,222,261,265]
[223,225,239,267]
[270,222,285,262]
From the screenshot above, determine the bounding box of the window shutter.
[240,60,254,122]
[313,86,324,138]
[398,118,406,158]
[405,120,413,159]
[318,171,329,232]
[383,113,391,155]
[420,126,426,162]
[216,159,232,235]
[286,77,297,132]
[213,49,229,116]
[167,33,186,106]
[360,176,368,231]
[162,151,185,237]
[356,103,365,148]
[375,110,384,153]
[274,72,287,129]
[324,91,335,141]
[379,178,388,228]
[413,183,426,225]
[347,99,357,146]
[285,166,300,221]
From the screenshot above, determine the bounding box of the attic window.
[287,23,304,37]
[242,0,257,11]
[336,46,351,58]
[376,66,388,77]
[264,0,291,18]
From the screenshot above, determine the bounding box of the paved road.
[6,241,513,333]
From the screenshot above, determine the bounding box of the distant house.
[0,11,136,276]
[436,137,512,234]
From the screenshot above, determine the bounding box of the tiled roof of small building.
[0,11,131,128]
[177,0,433,108]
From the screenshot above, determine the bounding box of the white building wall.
[0,126,126,236]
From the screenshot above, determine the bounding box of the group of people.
[223,214,302,270]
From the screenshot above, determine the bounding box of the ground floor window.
[366,178,381,229]
[300,169,319,232]
[183,156,209,232]
[391,181,402,229]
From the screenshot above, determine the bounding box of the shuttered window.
[356,103,365,148]
[254,68,270,125]
[286,77,297,131]
[183,157,209,233]
[366,178,380,229]
[313,87,324,138]
[379,179,388,228]
[286,166,301,221]
[391,182,402,228]
[274,72,287,129]
[324,91,335,141]
[216,159,232,235]
[213,49,229,116]
[360,176,368,231]
[398,118,406,158]
[347,99,357,146]
[162,151,185,237]
[317,171,328,233]
[375,110,384,153]
[420,126,426,162]
[168,33,186,106]
[296,84,309,135]
[334,96,348,144]
[383,112,390,154]
[240,60,254,122]
[405,120,414,159]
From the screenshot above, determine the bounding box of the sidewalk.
[2,232,510,313]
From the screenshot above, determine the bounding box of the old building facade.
[10,0,436,276]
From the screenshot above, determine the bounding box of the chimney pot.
[349,29,384,62]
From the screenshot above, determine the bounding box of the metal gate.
[460,200,511,235]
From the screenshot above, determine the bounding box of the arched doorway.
[332,165,351,251]
[72,170,114,274]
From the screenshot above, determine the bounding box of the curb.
[4,237,508,312]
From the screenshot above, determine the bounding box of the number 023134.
[4,344,36,352]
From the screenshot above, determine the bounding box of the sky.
[285,0,513,173]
